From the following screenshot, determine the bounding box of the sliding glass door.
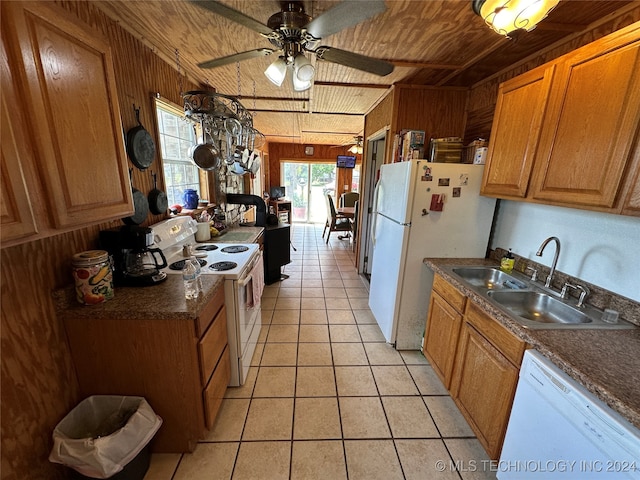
[282,162,336,223]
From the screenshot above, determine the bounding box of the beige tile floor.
[144,224,496,480]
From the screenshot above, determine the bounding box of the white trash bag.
[49,395,162,479]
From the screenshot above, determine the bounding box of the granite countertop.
[424,257,640,430]
[53,274,225,321]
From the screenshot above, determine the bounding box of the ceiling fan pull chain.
[236,61,242,98]
[252,80,257,117]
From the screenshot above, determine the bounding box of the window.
[155,98,201,207]
[352,165,361,193]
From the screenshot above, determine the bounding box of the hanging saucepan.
[123,169,149,225]
[148,171,168,215]
[190,120,221,170]
[126,106,156,170]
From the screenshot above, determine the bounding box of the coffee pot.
[124,248,167,278]
[99,226,168,286]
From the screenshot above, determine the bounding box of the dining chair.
[322,194,351,243]
[339,191,359,208]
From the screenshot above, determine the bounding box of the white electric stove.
[150,217,263,386]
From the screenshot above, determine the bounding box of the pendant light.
[472,0,560,37]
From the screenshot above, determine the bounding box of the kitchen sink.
[452,267,527,290]
[486,290,591,325]
[443,265,636,330]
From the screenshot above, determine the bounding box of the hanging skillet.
[126,105,156,170]
[148,171,168,215]
[123,169,149,225]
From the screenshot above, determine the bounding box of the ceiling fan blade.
[316,47,394,76]
[198,48,275,69]
[189,0,273,35]
[304,0,387,39]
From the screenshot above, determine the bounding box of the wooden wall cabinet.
[481,22,640,215]
[423,274,466,389]
[1,1,133,248]
[63,286,230,453]
[451,302,526,460]
[480,64,555,198]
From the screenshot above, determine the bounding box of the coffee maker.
[99,226,168,286]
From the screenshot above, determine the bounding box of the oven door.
[235,252,263,357]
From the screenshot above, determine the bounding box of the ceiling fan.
[191,0,394,90]
[331,135,363,154]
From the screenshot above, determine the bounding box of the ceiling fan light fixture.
[264,57,287,86]
[348,144,363,155]
[293,53,315,82]
[472,0,559,37]
[292,73,313,92]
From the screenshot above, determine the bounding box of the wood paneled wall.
[0,2,200,479]
[464,7,640,143]
[364,85,469,166]
[266,142,359,202]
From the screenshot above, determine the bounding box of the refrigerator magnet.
[453,187,461,198]
[438,178,450,186]
[421,166,432,181]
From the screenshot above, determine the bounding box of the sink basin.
[452,267,527,290]
[487,291,592,324]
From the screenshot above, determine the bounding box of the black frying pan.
[123,169,149,225]
[148,171,168,215]
[126,106,155,170]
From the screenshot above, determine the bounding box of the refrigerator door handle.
[371,178,382,246]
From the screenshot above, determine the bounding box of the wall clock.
[305,146,314,155]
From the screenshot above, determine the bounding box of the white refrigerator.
[368,160,496,349]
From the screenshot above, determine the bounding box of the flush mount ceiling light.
[472,0,560,37]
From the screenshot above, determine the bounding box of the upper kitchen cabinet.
[530,23,640,209]
[480,64,555,198]
[481,21,640,216]
[1,1,133,248]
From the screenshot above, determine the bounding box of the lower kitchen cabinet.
[423,274,466,389]
[451,302,525,460]
[424,275,526,460]
[62,285,230,453]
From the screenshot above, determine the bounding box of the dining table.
[337,206,355,218]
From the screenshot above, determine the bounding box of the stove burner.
[221,245,249,253]
[209,261,238,271]
[169,258,207,271]
[195,245,219,251]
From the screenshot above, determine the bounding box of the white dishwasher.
[498,350,640,479]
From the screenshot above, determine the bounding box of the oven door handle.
[239,274,253,287]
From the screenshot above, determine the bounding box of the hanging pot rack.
[182,90,263,174]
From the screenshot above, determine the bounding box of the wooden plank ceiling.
[94,0,637,146]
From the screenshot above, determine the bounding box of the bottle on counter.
[500,248,515,273]
[191,256,203,293]
[182,257,199,299]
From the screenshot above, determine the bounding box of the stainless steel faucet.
[536,236,561,288]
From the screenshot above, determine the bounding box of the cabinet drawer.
[433,274,466,313]
[196,285,225,337]
[203,345,231,430]
[465,302,525,367]
[198,306,227,386]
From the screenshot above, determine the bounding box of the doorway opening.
[281,161,336,223]
[359,132,387,281]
